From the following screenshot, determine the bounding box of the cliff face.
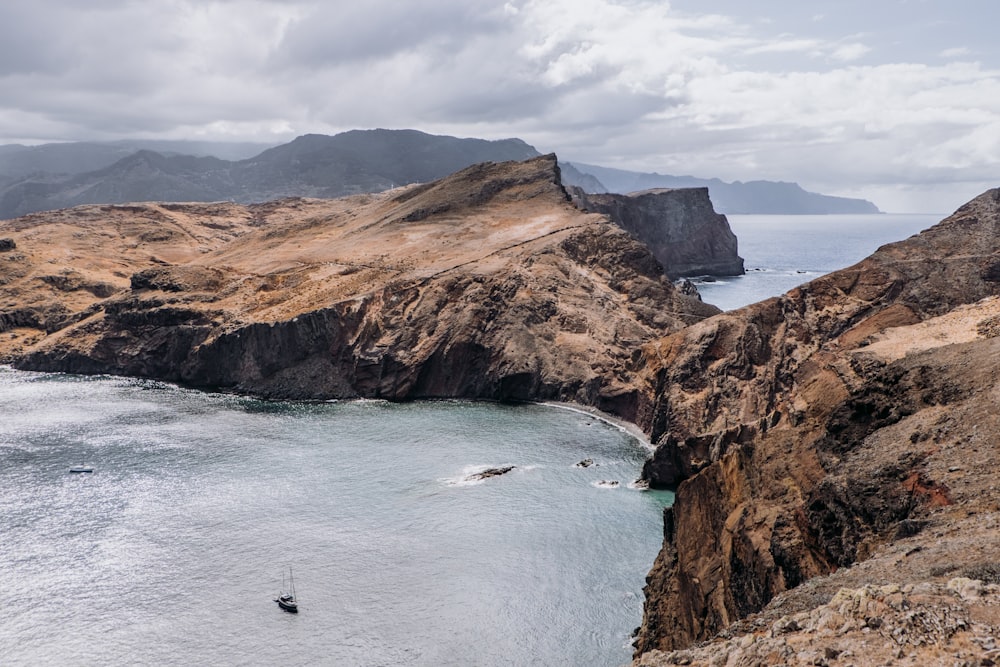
[9,149,998,663]
[0,155,718,411]
[632,190,1000,660]
[571,187,744,277]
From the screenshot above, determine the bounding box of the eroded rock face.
[636,579,1000,666]
[570,187,744,277]
[632,189,1000,657]
[0,155,718,414]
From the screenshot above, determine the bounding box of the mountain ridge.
[565,161,881,215]
[0,154,719,407]
[0,130,880,218]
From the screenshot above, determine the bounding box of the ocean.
[0,370,671,667]
[695,213,942,311]
[0,213,944,666]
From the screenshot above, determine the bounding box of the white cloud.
[0,0,998,212]
[830,43,871,62]
[940,47,973,60]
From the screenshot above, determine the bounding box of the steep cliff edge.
[571,187,744,277]
[0,155,718,410]
[632,190,1000,662]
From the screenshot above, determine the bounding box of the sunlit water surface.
[0,369,673,666]
[695,213,942,310]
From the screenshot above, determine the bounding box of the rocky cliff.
[0,155,718,411]
[6,149,999,663]
[631,190,1000,663]
[570,187,744,277]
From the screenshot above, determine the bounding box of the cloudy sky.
[1,0,998,213]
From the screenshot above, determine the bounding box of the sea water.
[695,213,943,311]
[0,369,672,667]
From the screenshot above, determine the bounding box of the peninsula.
[2,154,998,664]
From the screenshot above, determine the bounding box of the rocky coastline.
[630,189,1000,664]
[0,155,723,409]
[3,155,1000,663]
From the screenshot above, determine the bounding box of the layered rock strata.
[632,189,1000,662]
[7,150,1000,663]
[0,155,718,410]
[570,187,744,277]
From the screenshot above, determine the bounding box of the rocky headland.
[0,130,880,218]
[0,155,719,412]
[570,187,744,277]
[4,151,1000,664]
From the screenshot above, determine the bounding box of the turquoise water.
[0,369,672,666]
[695,213,942,311]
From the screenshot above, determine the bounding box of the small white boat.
[69,465,93,473]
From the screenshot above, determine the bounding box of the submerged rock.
[466,466,515,481]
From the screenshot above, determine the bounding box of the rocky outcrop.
[0,155,718,413]
[631,189,1000,659]
[637,579,1000,666]
[466,466,516,481]
[571,187,744,277]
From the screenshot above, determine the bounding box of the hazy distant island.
[0,128,879,219]
[562,161,881,215]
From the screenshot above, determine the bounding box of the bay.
[695,213,942,311]
[0,368,672,666]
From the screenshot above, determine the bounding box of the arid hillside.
[0,155,717,412]
[9,150,997,663]
[632,190,1000,665]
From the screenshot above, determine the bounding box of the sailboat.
[275,568,298,613]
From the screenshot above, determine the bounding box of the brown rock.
[633,189,1000,658]
[0,155,719,412]
[571,187,745,277]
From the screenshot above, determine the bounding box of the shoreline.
[0,366,653,451]
[540,400,652,450]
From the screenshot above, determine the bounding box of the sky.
[1,0,999,213]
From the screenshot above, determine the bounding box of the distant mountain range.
[0,129,879,219]
[562,162,880,215]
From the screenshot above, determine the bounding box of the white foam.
[539,402,651,449]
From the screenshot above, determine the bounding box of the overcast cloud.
[1,0,998,212]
